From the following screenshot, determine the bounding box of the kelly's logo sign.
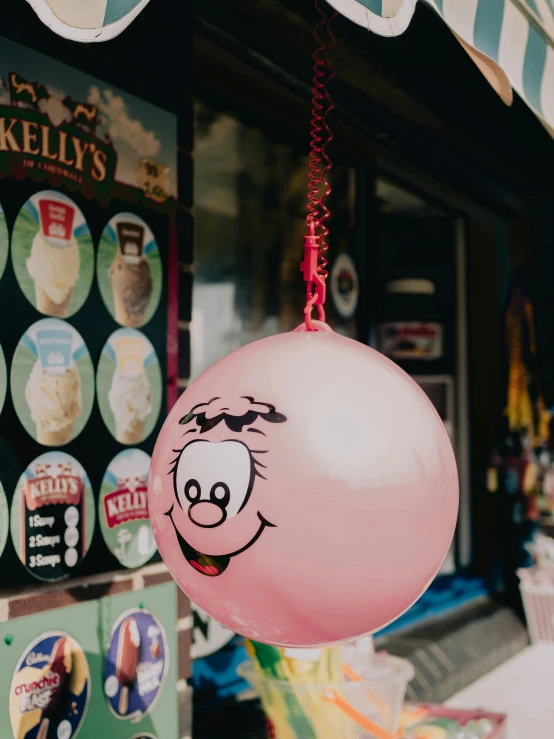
[0,72,116,203]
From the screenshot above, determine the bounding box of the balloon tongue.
[190,561,219,576]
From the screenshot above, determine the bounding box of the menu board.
[0,38,178,588]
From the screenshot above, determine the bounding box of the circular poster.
[99,449,157,569]
[9,631,90,739]
[97,213,162,328]
[10,452,95,582]
[0,344,7,415]
[11,191,94,318]
[190,603,235,660]
[330,253,359,319]
[0,202,8,282]
[11,319,94,446]
[0,481,9,559]
[97,329,162,445]
[104,608,168,721]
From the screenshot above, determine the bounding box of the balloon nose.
[189,502,226,528]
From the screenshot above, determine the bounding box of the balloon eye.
[210,482,230,507]
[184,479,201,503]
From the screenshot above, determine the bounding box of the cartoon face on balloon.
[166,396,286,577]
[149,326,459,647]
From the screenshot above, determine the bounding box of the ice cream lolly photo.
[9,631,90,739]
[104,608,168,721]
[116,617,140,715]
[11,191,94,319]
[11,319,95,447]
[97,212,162,328]
[97,328,162,446]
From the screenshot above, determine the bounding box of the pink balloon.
[149,322,459,647]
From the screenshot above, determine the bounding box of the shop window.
[192,101,358,379]
[375,178,470,575]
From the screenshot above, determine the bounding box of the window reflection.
[193,102,357,378]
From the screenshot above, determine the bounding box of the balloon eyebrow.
[184,429,197,435]
[248,428,266,436]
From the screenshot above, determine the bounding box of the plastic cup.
[237,652,414,739]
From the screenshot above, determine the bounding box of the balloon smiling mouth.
[165,507,276,577]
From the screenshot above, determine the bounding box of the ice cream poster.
[11,191,94,319]
[9,631,90,739]
[11,319,94,447]
[97,213,162,329]
[104,609,168,721]
[97,328,162,446]
[10,452,96,582]
[0,38,177,204]
[99,449,157,569]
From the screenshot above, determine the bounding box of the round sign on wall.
[97,213,162,328]
[0,481,9,560]
[11,190,94,318]
[0,202,8,283]
[0,345,7,417]
[190,603,235,660]
[10,452,95,582]
[11,319,95,447]
[9,631,90,739]
[103,608,168,721]
[97,328,162,446]
[99,449,157,569]
[330,253,359,319]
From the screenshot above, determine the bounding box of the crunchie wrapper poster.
[0,37,178,589]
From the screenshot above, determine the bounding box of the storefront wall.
[191,0,554,713]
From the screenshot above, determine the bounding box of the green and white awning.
[26,0,151,42]
[328,0,554,133]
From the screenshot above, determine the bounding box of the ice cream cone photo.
[113,287,149,328]
[116,419,145,445]
[98,328,162,446]
[35,285,74,318]
[97,213,162,328]
[12,191,94,318]
[37,421,75,446]
[11,318,95,447]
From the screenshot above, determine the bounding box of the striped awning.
[26,0,150,42]
[328,0,554,134]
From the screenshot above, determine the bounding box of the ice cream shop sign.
[0,72,116,203]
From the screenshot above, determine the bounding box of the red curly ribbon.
[302,0,337,331]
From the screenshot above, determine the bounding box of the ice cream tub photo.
[9,631,90,739]
[97,213,162,328]
[103,608,168,721]
[10,451,96,583]
[99,449,158,569]
[11,319,95,447]
[97,328,162,446]
[11,190,94,318]
[0,202,9,283]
